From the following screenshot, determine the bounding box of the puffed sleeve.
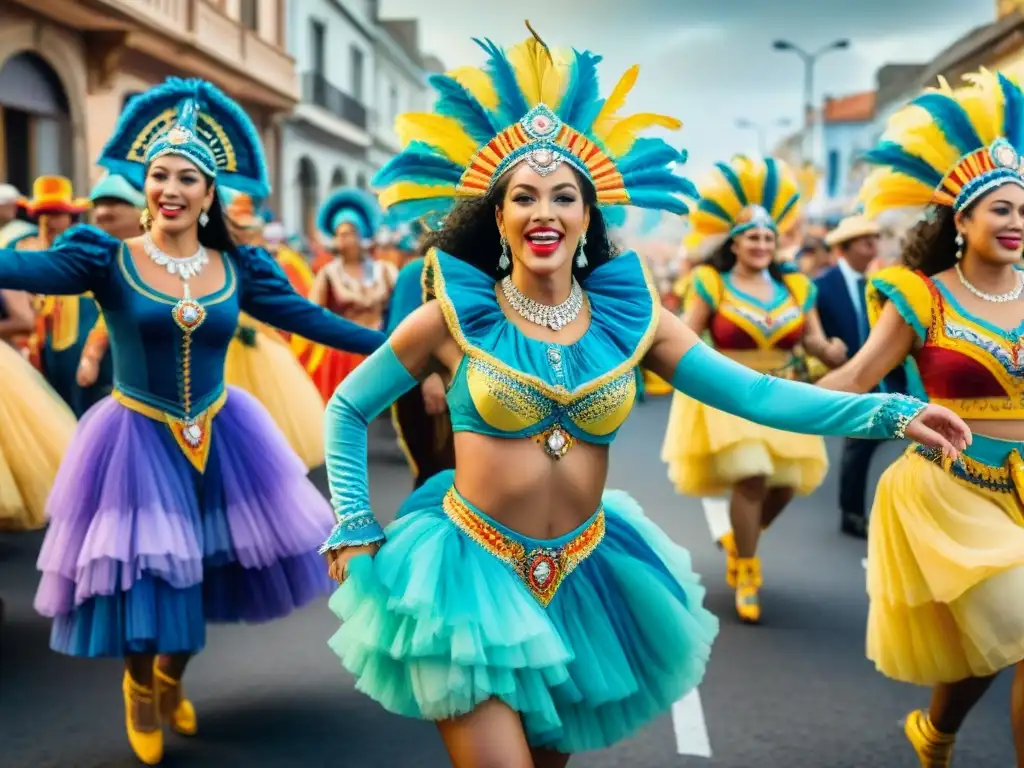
[685,264,724,313]
[866,266,933,342]
[0,224,118,296]
[782,271,818,313]
[233,245,384,355]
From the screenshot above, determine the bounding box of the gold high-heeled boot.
[154,664,197,736]
[905,709,955,767]
[735,557,762,624]
[122,672,163,765]
[717,531,738,588]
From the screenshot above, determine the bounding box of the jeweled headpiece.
[97,77,270,199]
[686,155,801,255]
[860,69,1024,217]
[317,188,382,240]
[373,22,696,225]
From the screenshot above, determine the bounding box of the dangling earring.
[140,208,153,231]
[199,209,210,228]
[499,234,510,270]
[576,232,589,269]
[955,232,964,260]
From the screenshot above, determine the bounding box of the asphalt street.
[0,398,1018,767]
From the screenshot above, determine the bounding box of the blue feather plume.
[316,188,382,238]
[697,198,735,225]
[761,159,780,215]
[617,138,681,173]
[911,92,984,156]
[427,74,502,143]
[776,193,800,224]
[561,50,605,132]
[473,37,529,124]
[999,73,1024,151]
[373,149,463,188]
[714,162,749,207]
[863,142,944,187]
[626,189,690,216]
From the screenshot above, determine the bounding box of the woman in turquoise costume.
[320,26,969,766]
[0,78,384,765]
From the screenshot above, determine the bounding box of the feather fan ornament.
[372,21,694,225]
[859,68,1024,218]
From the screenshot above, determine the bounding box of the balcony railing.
[302,73,368,130]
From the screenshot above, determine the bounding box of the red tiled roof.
[823,91,876,123]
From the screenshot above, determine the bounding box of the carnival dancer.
[307,188,397,401]
[220,187,327,468]
[818,69,1024,767]
[319,26,966,767]
[384,239,454,488]
[0,183,36,248]
[0,77,384,765]
[16,177,103,415]
[660,156,849,623]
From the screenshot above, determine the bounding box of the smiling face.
[495,162,591,279]
[93,199,142,240]
[730,226,777,272]
[958,183,1024,265]
[144,154,215,236]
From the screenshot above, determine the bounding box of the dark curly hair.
[706,232,791,288]
[898,202,975,277]
[420,166,618,283]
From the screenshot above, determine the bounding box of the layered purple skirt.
[34,387,334,657]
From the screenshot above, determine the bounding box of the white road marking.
[672,688,713,757]
[701,497,731,543]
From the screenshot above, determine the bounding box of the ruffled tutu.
[0,341,77,530]
[867,436,1024,685]
[224,315,325,468]
[328,470,718,753]
[34,386,335,658]
[661,391,828,496]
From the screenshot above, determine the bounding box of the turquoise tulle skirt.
[328,470,719,753]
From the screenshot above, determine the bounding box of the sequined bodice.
[429,248,655,447]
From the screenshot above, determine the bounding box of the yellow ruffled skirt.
[661,391,828,497]
[867,437,1024,685]
[0,341,77,530]
[223,316,325,469]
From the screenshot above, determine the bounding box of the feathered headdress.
[317,188,382,241]
[98,77,270,199]
[372,22,696,225]
[685,155,801,255]
[860,69,1024,217]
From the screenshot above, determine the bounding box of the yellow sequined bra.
[868,265,1024,419]
[427,248,658,459]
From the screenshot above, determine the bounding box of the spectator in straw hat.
[815,213,907,538]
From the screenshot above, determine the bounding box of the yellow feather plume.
[960,69,1006,144]
[449,66,499,111]
[395,114,478,165]
[734,156,766,208]
[506,37,568,110]
[881,105,962,174]
[379,181,457,211]
[858,168,933,219]
[601,113,682,156]
[592,66,640,141]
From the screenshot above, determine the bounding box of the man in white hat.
[815,213,907,539]
[0,183,37,248]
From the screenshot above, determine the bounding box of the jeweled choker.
[954,263,1024,303]
[143,231,208,280]
[501,276,584,331]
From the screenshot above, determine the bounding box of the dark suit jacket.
[815,265,907,394]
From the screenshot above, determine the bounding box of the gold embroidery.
[443,488,605,606]
[913,445,1024,526]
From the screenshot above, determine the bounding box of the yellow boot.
[735,557,762,624]
[122,672,163,765]
[717,531,738,588]
[904,709,955,767]
[154,664,197,737]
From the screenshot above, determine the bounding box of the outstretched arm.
[236,246,384,355]
[0,225,114,296]
[320,300,452,571]
[643,308,968,454]
[817,302,916,393]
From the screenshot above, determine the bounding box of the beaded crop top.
[868,265,1024,419]
[427,248,654,459]
[0,225,384,469]
[686,264,816,373]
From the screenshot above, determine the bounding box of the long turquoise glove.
[672,342,925,439]
[319,342,419,553]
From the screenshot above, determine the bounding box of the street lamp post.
[772,39,850,168]
[736,117,792,156]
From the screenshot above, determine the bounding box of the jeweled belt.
[442,488,604,607]
[112,389,228,473]
[914,444,1024,526]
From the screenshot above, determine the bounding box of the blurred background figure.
[89,173,145,240]
[0,184,36,248]
[797,236,833,277]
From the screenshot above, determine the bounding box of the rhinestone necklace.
[955,263,1024,303]
[500,276,584,331]
[143,231,209,280]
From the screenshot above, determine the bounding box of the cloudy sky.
[380,0,995,176]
